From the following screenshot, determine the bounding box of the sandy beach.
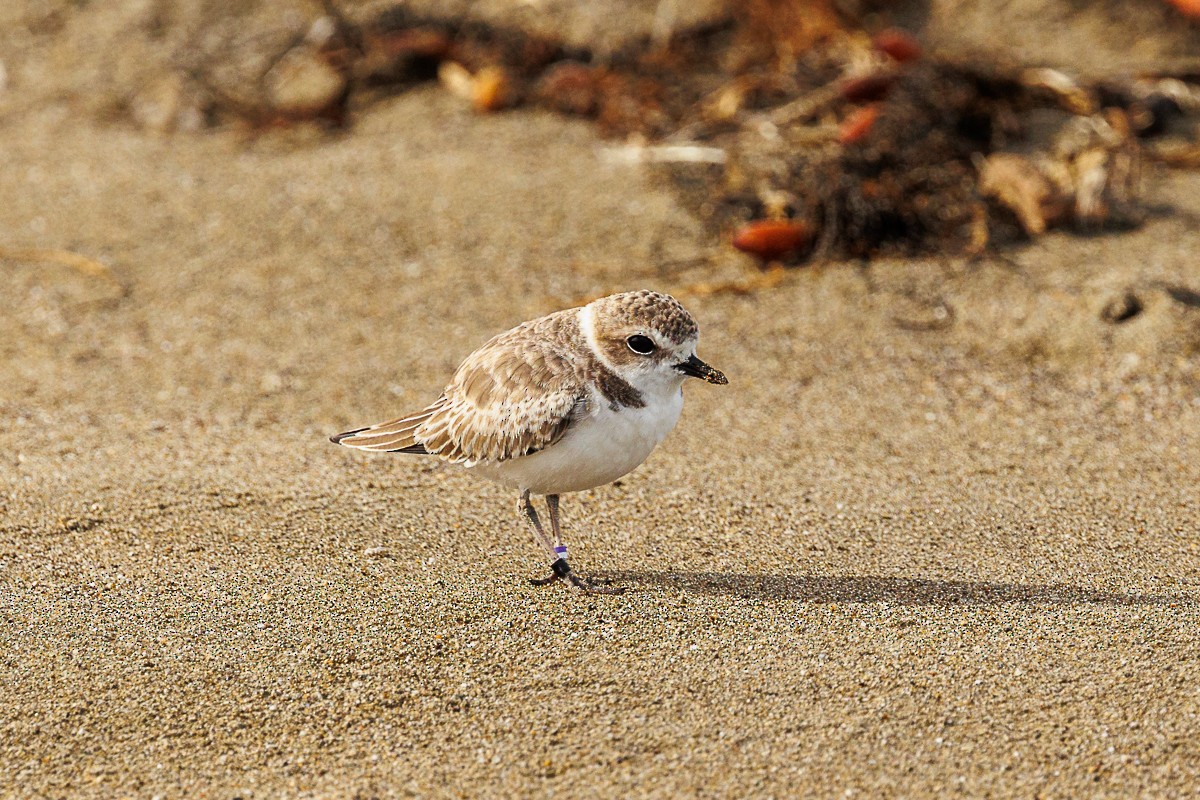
[3,2,1200,797]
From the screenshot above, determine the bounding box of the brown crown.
[589,290,699,344]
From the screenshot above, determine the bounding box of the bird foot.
[529,559,625,594]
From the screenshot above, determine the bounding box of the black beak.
[675,354,728,385]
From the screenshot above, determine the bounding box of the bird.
[330,290,727,593]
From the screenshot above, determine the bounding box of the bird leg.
[529,493,623,594]
[520,491,556,566]
[523,490,582,588]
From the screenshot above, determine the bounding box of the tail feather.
[329,426,369,445]
[330,410,436,454]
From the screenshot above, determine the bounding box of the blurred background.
[2,0,1198,448]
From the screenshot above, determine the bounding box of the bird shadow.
[596,571,1195,607]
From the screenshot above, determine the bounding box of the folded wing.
[330,311,590,464]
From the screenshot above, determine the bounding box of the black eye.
[626,334,656,355]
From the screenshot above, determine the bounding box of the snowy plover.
[331,290,727,593]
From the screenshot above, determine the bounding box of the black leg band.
[550,558,571,577]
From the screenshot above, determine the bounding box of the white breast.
[467,383,685,495]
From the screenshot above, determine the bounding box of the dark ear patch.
[600,337,641,368]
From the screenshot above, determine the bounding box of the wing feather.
[331,309,591,463]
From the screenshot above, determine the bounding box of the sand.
[3,2,1200,798]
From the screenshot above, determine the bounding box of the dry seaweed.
[160,1,1200,263]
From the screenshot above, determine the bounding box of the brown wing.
[330,309,590,464]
